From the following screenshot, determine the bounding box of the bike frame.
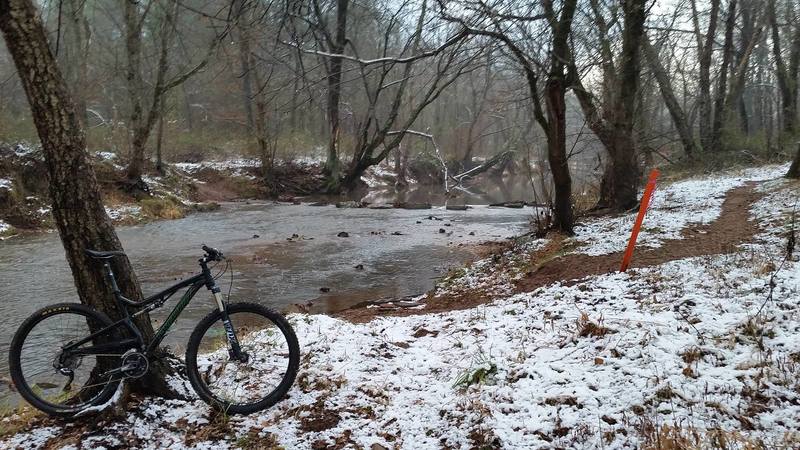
[63,257,241,359]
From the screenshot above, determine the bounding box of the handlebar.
[202,245,224,262]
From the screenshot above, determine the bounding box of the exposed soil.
[337,183,765,323]
[515,182,763,292]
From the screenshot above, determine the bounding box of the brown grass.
[576,313,616,338]
[640,424,779,450]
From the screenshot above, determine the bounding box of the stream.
[0,201,531,405]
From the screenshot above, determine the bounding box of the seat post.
[104,262,121,294]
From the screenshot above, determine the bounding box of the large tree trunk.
[608,0,646,210]
[0,0,176,397]
[544,0,578,234]
[576,0,646,211]
[643,35,697,158]
[544,77,573,233]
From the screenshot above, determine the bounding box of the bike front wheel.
[185,302,299,414]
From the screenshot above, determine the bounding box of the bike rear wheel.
[185,302,299,414]
[8,303,122,417]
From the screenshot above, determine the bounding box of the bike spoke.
[193,310,293,408]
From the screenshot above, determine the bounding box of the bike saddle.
[84,249,127,259]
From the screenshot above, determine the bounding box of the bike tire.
[185,302,300,415]
[8,303,122,417]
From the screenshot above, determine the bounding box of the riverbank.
[2,163,799,449]
[0,143,478,240]
[0,143,264,239]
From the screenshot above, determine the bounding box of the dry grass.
[0,403,44,439]
[139,196,186,220]
[576,312,616,338]
[638,423,792,450]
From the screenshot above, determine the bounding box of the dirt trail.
[515,182,763,292]
[337,183,764,323]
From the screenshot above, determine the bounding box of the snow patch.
[572,163,790,255]
[105,205,142,221]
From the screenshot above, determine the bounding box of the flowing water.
[0,201,531,405]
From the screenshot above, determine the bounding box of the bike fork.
[212,289,246,362]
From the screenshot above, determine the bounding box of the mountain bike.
[8,245,300,417]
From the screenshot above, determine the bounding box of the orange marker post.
[620,168,660,272]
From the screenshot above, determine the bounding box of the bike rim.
[17,311,119,411]
[194,311,292,408]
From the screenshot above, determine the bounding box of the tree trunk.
[697,0,721,152]
[323,0,349,192]
[787,142,800,177]
[643,35,697,158]
[769,0,800,136]
[575,0,646,211]
[0,0,176,397]
[710,0,737,153]
[155,95,166,175]
[125,0,178,184]
[544,0,578,234]
[124,0,146,181]
[233,0,255,132]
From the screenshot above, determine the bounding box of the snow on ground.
[363,164,397,188]
[174,158,261,179]
[94,151,118,161]
[3,165,800,449]
[434,237,548,299]
[0,178,12,191]
[104,205,142,221]
[572,163,791,256]
[12,143,36,158]
[0,219,11,235]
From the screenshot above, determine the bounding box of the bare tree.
[440,0,579,233]
[0,0,177,399]
[571,0,648,211]
[693,0,720,152]
[123,0,222,185]
[643,34,698,158]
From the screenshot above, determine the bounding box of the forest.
[1,0,800,448]
[1,0,798,229]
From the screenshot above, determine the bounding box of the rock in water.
[489,201,525,208]
[393,202,432,210]
[337,231,350,238]
[336,201,365,208]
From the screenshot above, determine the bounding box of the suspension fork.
[211,287,246,361]
[201,257,245,361]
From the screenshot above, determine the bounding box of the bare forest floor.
[2,163,800,449]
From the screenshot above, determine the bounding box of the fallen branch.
[451,150,513,182]
[387,129,450,194]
